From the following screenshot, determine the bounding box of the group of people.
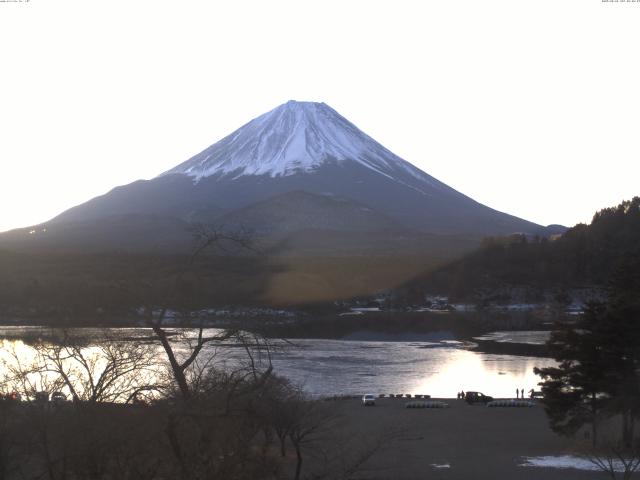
[516,388,536,399]
[455,388,537,399]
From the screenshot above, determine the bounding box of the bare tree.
[0,339,66,401]
[188,223,254,259]
[148,324,233,400]
[582,440,640,480]
[31,331,161,403]
[285,396,336,480]
[144,224,272,401]
[313,432,396,480]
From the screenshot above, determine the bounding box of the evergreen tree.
[598,258,640,447]
[535,257,640,447]
[534,302,612,446]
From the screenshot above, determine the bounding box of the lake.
[0,326,554,399]
[234,331,555,398]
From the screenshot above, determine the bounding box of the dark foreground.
[327,397,601,480]
[0,396,608,480]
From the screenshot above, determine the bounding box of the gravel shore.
[325,396,602,479]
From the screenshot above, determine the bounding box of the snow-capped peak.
[160,100,432,185]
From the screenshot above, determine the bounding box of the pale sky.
[1,0,638,233]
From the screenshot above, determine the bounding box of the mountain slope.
[161,100,441,184]
[3,100,553,254]
[214,190,402,235]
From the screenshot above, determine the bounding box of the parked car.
[132,395,149,407]
[51,392,67,404]
[1,392,21,402]
[362,394,376,406]
[464,391,493,404]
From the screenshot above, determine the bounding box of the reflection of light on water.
[413,350,486,397]
[1,339,59,394]
[0,338,162,401]
[265,338,558,399]
[411,350,553,398]
[1,339,33,362]
[0,330,557,400]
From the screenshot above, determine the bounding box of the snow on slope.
[160,101,439,189]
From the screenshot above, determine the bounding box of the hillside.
[409,197,640,301]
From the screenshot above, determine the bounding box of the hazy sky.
[1,0,638,233]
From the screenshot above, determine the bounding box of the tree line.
[413,197,640,301]
[0,245,280,323]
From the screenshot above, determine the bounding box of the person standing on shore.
[515,388,519,399]
[521,388,524,399]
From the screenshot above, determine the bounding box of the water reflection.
[258,337,555,398]
[0,336,161,402]
[0,328,556,400]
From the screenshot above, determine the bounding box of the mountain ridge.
[1,100,561,254]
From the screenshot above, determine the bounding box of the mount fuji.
[3,101,558,254]
[162,100,439,183]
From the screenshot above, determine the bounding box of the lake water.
[0,326,554,400]
[252,335,553,398]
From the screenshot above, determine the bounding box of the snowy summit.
[160,100,428,183]
[32,99,548,246]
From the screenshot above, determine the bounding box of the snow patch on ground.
[519,455,627,472]
[430,463,451,469]
[474,331,550,345]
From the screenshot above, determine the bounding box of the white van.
[362,394,376,406]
